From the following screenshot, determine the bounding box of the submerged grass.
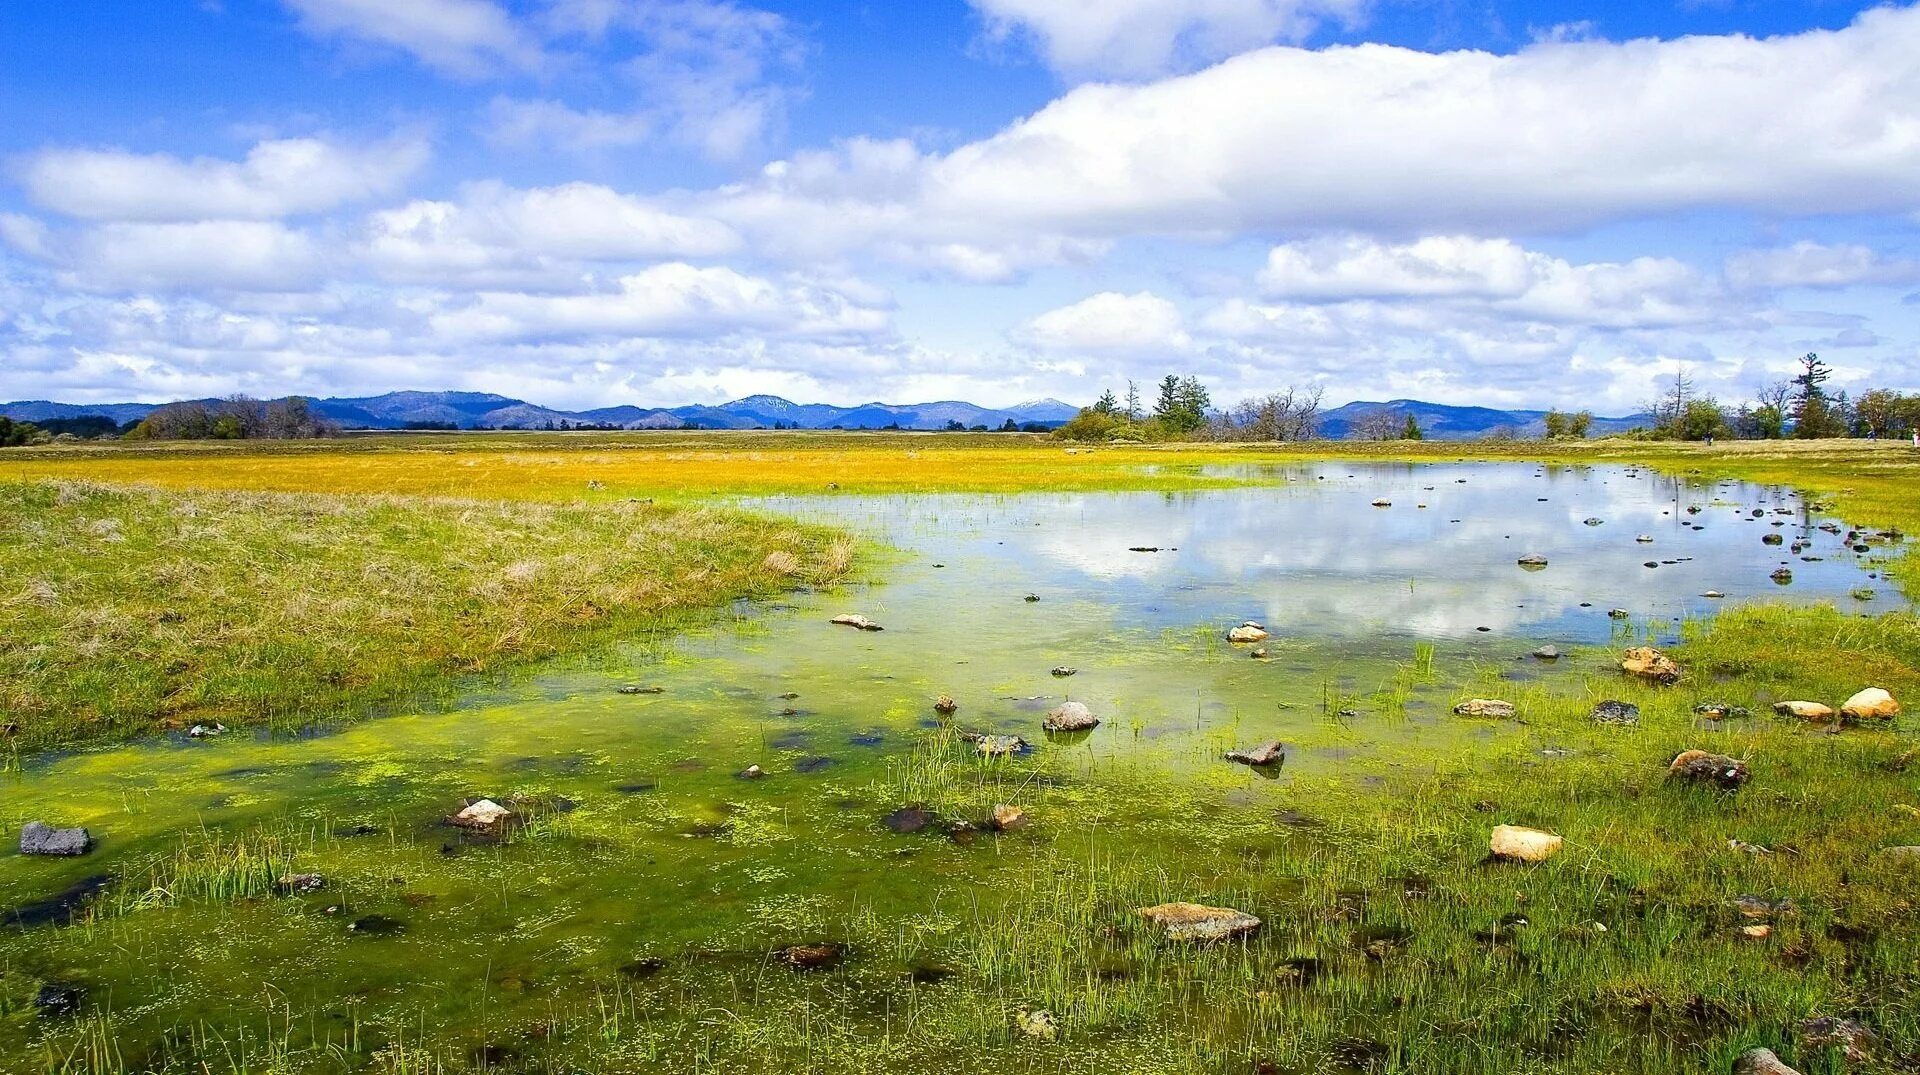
[0,481,855,749]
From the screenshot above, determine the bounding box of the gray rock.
[1225,741,1285,767]
[19,822,91,857]
[1591,700,1641,725]
[1733,1048,1801,1075]
[1043,701,1100,732]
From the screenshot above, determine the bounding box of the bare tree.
[1210,386,1324,442]
[1347,409,1403,441]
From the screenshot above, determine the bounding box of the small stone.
[1583,517,1604,526]
[1621,646,1680,684]
[276,872,325,894]
[1770,568,1793,584]
[450,799,513,831]
[1635,534,1654,543]
[1591,700,1641,725]
[1799,1016,1875,1062]
[990,804,1028,831]
[829,614,883,631]
[1840,687,1899,720]
[1692,701,1751,718]
[1701,591,1726,599]
[1043,701,1100,732]
[1228,625,1270,644]
[1490,825,1562,863]
[1532,646,1560,660]
[934,694,958,715]
[777,943,843,970]
[1050,666,1076,677]
[1138,902,1261,941]
[739,764,766,780]
[1517,554,1549,568]
[1225,741,1285,767]
[19,822,92,857]
[1023,593,1040,602]
[1773,700,1836,721]
[1370,498,1391,507]
[616,685,665,695]
[1668,750,1749,790]
[187,722,225,738]
[1608,608,1630,619]
[973,734,1029,757]
[1740,924,1773,940]
[1453,699,1517,719]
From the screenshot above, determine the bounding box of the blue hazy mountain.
[1318,399,1648,440]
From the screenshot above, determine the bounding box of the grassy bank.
[0,481,854,750]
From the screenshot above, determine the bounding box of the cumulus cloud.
[282,0,541,76]
[19,137,429,222]
[969,0,1368,79]
[1725,241,1920,290]
[1015,291,1191,356]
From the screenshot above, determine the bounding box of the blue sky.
[2,0,1917,411]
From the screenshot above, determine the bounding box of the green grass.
[0,480,855,749]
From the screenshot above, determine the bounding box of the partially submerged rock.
[970,733,1030,757]
[19,822,91,857]
[1669,750,1750,790]
[777,943,843,970]
[1017,1009,1057,1041]
[1841,687,1899,721]
[933,694,958,715]
[1453,699,1516,719]
[1490,825,1563,864]
[1050,666,1076,677]
[1225,741,1285,767]
[1693,701,1752,719]
[1773,700,1836,721]
[1733,1048,1802,1075]
[1621,646,1681,684]
[1228,624,1270,644]
[449,799,513,831]
[990,804,1028,832]
[1043,701,1100,732]
[1532,646,1560,660]
[1591,700,1641,725]
[883,806,936,834]
[829,614,883,632]
[276,872,325,895]
[1139,902,1262,942]
[1516,554,1549,568]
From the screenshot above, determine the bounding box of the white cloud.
[918,6,1920,236]
[19,137,429,222]
[359,181,742,285]
[969,0,1368,79]
[485,98,655,152]
[67,221,325,292]
[282,0,540,76]
[1015,291,1191,356]
[1725,241,1920,290]
[426,263,892,342]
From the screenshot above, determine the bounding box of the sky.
[2,0,1918,413]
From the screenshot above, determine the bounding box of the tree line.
[125,397,340,441]
[1645,354,1918,441]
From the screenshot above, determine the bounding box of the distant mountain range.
[1318,399,1649,440]
[0,391,1650,439]
[0,392,1082,432]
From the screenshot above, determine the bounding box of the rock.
[617,685,666,695]
[1879,845,1920,860]
[19,822,92,857]
[1453,699,1516,719]
[1370,499,1391,507]
[973,734,1030,757]
[1841,687,1899,720]
[883,806,936,834]
[1763,533,1784,546]
[1225,741,1285,767]
[1018,1009,1057,1041]
[990,804,1028,831]
[34,982,86,1019]
[1701,591,1726,599]
[1516,554,1549,568]
[276,872,325,894]
[1770,568,1793,584]
[1799,1016,1874,1061]
[1490,825,1563,863]
[1050,666,1076,677]
[1669,750,1749,790]
[1532,646,1560,660]
[1740,924,1774,940]
[1591,700,1641,725]
[1621,646,1681,684]
[188,722,225,738]
[1228,625,1270,644]
[934,694,958,715]
[1693,701,1751,718]
[1635,534,1654,543]
[829,614,883,631]
[1733,1048,1801,1075]
[739,764,766,780]
[1043,701,1100,732]
[1773,700,1836,721]
[777,943,843,970]
[1024,593,1040,602]
[450,799,513,831]
[1583,517,1604,526]
[1138,902,1262,942]
[1608,608,1630,619]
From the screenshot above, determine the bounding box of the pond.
[0,462,1905,1073]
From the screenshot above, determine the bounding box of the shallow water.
[0,462,1904,1070]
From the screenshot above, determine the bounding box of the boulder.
[1732,1048,1801,1075]
[1225,741,1285,767]
[829,614,883,632]
[1621,646,1681,684]
[1043,701,1100,732]
[450,799,513,831]
[1228,625,1270,644]
[1138,902,1261,942]
[1453,699,1516,719]
[19,822,91,857]
[1490,825,1563,863]
[1773,700,1836,721]
[1591,700,1641,725]
[1669,750,1750,790]
[1532,646,1560,660]
[989,804,1028,832]
[1840,687,1899,721]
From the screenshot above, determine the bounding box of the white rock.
[1490,825,1563,863]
